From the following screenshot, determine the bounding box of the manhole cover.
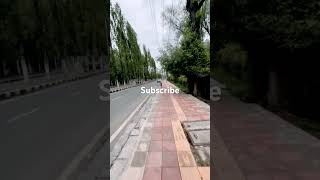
[182,120,210,131]
[187,130,210,146]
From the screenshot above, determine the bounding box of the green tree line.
[159,0,210,94]
[0,0,107,81]
[110,3,157,86]
[214,0,320,118]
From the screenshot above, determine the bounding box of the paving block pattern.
[118,81,210,180]
[212,77,320,180]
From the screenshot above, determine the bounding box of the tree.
[159,0,210,94]
[1,0,107,80]
[186,0,208,38]
[110,2,156,85]
[213,0,320,117]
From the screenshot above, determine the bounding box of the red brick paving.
[162,141,177,152]
[143,167,162,180]
[133,81,209,180]
[162,167,182,180]
[149,140,162,152]
[146,152,162,167]
[162,151,179,167]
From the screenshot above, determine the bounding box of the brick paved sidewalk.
[213,81,320,180]
[118,81,210,180]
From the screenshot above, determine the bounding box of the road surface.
[110,81,158,137]
[0,74,108,180]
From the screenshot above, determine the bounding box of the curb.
[110,93,152,143]
[110,94,155,180]
[110,80,153,94]
[0,71,106,101]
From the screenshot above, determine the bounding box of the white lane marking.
[111,96,122,101]
[110,94,150,143]
[7,107,40,124]
[56,125,107,180]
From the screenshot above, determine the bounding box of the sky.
[111,0,186,61]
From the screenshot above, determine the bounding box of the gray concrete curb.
[110,80,153,94]
[110,94,155,180]
[0,71,106,101]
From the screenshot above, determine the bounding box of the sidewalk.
[212,78,320,180]
[111,81,210,180]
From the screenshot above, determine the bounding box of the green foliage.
[0,0,107,72]
[179,28,209,75]
[160,0,209,87]
[213,66,249,98]
[168,74,188,92]
[242,0,320,49]
[110,3,157,85]
[216,42,247,78]
[214,0,320,51]
[160,28,209,79]
[213,0,320,117]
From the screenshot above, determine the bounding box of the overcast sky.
[111,0,185,61]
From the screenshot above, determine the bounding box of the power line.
[151,1,159,39]
[168,0,174,42]
[161,0,165,46]
[148,0,160,47]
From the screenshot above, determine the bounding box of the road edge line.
[110,94,151,143]
[56,125,108,180]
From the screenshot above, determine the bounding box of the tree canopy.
[213,0,320,118]
[159,0,210,81]
[0,0,107,79]
[110,3,157,85]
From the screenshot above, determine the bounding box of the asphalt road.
[0,74,108,180]
[110,81,158,137]
[74,81,159,180]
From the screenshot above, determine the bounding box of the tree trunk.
[87,56,90,72]
[193,81,198,96]
[0,60,3,77]
[28,61,33,74]
[2,60,8,77]
[54,57,58,71]
[62,58,68,74]
[38,59,42,73]
[16,59,21,75]
[21,56,29,82]
[92,57,96,71]
[186,0,205,36]
[75,56,81,73]
[100,55,105,72]
[267,67,279,106]
[187,76,194,94]
[80,56,84,72]
[44,52,50,79]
